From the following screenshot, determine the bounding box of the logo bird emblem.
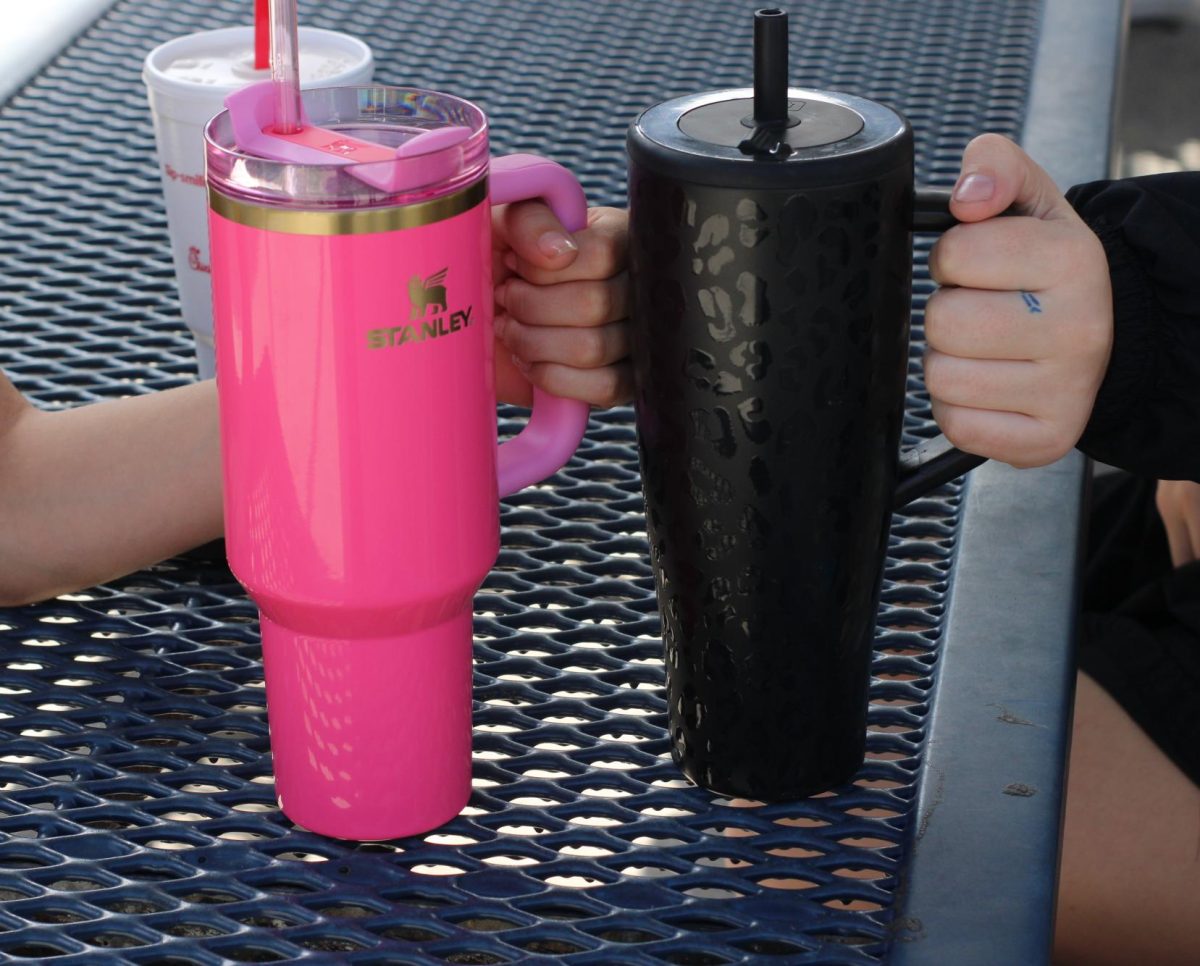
[409,268,449,319]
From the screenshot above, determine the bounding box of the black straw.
[753,8,789,126]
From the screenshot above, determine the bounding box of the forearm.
[0,380,223,605]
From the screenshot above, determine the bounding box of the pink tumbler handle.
[490,154,591,498]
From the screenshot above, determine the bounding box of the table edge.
[0,0,119,105]
[890,0,1127,961]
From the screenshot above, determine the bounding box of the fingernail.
[494,281,508,309]
[537,231,578,259]
[503,252,518,273]
[511,353,530,374]
[493,313,508,339]
[953,172,995,203]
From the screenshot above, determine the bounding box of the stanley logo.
[409,269,448,318]
[367,267,475,350]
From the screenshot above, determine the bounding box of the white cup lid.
[143,26,373,105]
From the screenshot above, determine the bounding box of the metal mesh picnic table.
[0,0,1112,962]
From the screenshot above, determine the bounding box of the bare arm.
[0,374,222,605]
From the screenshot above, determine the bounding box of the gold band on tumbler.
[208,178,488,235]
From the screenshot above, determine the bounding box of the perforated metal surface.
[0,0,1042,961]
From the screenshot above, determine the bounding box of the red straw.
[254,0,270,70]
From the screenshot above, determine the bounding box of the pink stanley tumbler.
[204,85,589,839]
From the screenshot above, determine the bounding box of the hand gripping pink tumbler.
[204,84,589,840]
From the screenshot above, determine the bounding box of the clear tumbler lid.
[205,85,490,210]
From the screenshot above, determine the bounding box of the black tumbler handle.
[912,186,961,232]
[896,435,985,506]
[894,186,988,509]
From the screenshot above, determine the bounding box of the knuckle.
[931,400,954,438]
[524,361,550,391]
[922,292,945,343]
[505,320,534,358]
[588,205,627,232]
[923,350,953,399]
[587,209,628,273]
[922,290,958,350]
[946,422,982,455]
[509,198,552,229]
[505,281,532,320]
[987,409,1073,467]
[595,366,625,408]
[537,364,574,401]
[577,329,608,368]
[500,200,531,240]
[583,241,619,283]
[930,230,966,282]
[582,281,612,324]
[518,265,556,287]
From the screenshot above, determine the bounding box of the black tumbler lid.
[628,8,911,189]
[629,87,911,190]
[677,94,865,150]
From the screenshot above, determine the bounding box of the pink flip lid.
[224,81,472,193]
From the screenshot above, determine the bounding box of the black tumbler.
[627,9,985,800]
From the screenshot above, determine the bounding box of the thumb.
[949,133,1073,224]
[494,199,580,273]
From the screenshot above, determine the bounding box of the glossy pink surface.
[262,613,473,840]
[212,194,498,839]
[213,198,499,630]
[210,156,589,840]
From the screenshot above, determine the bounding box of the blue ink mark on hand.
[1022,291,1043,314]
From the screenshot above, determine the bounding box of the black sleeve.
[1067,172,1200,481]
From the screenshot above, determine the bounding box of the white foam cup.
[143,27,374,378]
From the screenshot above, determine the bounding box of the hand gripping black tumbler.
[627,8,986,800]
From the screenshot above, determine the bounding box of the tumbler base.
[673,746,864,802]
[261,610,473,840]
